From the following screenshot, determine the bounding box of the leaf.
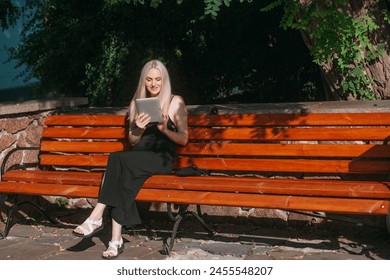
[348,81,356,90]
[341,80,347,89]
[260,0,283,12]
[150,0,162,8]
[351,67,364,77]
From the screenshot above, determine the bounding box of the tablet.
[135,97,163,123]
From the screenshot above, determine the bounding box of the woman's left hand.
[157,113,169,134]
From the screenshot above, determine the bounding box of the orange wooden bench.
[1,112,390,254]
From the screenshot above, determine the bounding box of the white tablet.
[135,97,163,123]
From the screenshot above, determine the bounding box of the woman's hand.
[157,113,169,133]
[135,112,151,129]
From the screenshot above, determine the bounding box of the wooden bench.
[1,112,390,254]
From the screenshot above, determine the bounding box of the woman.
[72,60,189,259]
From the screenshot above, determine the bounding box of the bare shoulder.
[172,95,185,105]
[171,95,186,111]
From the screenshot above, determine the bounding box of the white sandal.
[102,238,124,259]
[72,217,103,238]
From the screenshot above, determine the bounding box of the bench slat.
[0,181,387,215]
[175,157,390,174]
[39,141,390,158]
[177,143,390,158]
[40,155,108,167]
[41,141,128,153]
[2,170,103,185]
[41,127,389,141]
[38,154,390,174]
[187,113,390,126]
[42,127,126,139]
[136,189,389,215]
[189,127,390,141]
[145,176,390,199]
[44,115,127,126]
[0,181,99,198]
[37,154,390,174]
[4,170,389,198]
[44,113,390,127]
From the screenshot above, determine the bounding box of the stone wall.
[0,98,88,177]
[0,112,47,174]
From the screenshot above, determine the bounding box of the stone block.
[0,134,17,151]
[0,117,33,134]
[25,123,43,146]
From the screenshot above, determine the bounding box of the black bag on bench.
[175,165,210,176]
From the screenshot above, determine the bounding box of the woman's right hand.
[135,112,151,129]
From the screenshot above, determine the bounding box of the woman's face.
[145,68,162,97]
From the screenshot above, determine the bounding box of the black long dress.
[97,118,177,226]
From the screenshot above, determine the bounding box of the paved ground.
[1,207,389,260]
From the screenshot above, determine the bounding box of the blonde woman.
[72,60,189,259]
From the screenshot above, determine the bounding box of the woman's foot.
[72,217,103,238]
[102,238,124,259]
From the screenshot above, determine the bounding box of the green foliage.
[261,0,389,100]
[383,7,390,24]
[9,0,108,99]
[0,0,21,30]
[106,0,181,7]
[82,34,130,105]
[3,0,390,102]
[204,0,223,17]
[54,197,69,207]
[260,0,284,12]
[202,0,254,18]
[7,0,324,105]
[57,105,83,113]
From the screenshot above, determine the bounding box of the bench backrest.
[41,113,390,179]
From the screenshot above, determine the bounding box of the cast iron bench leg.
[0,200,59,239]
[160,204,215,256]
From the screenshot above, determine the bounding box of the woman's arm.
[128,101,151,146]
[128,125,145,146]
[158,95,189,146]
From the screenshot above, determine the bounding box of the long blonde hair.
[128,60,172,124]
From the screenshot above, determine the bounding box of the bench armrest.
[1,146,40,180]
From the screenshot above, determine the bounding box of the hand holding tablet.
[135,97,163,124]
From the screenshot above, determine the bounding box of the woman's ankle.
[88,215,102,222]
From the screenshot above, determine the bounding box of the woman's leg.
[89,203,106,220]
[110,218,123,241]
[102,218,123,259]
[72,203,106,236]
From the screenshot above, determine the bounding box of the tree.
[3,0,389,103]
[203,0,390,100]
[0,0,21,31]
[5,0,322,105]
[279,0,390,100]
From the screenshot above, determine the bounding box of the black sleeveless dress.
[97,118,177,226]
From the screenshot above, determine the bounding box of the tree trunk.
[298,0,390,100]
[358,0,390,100]
[299,29,342,100]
